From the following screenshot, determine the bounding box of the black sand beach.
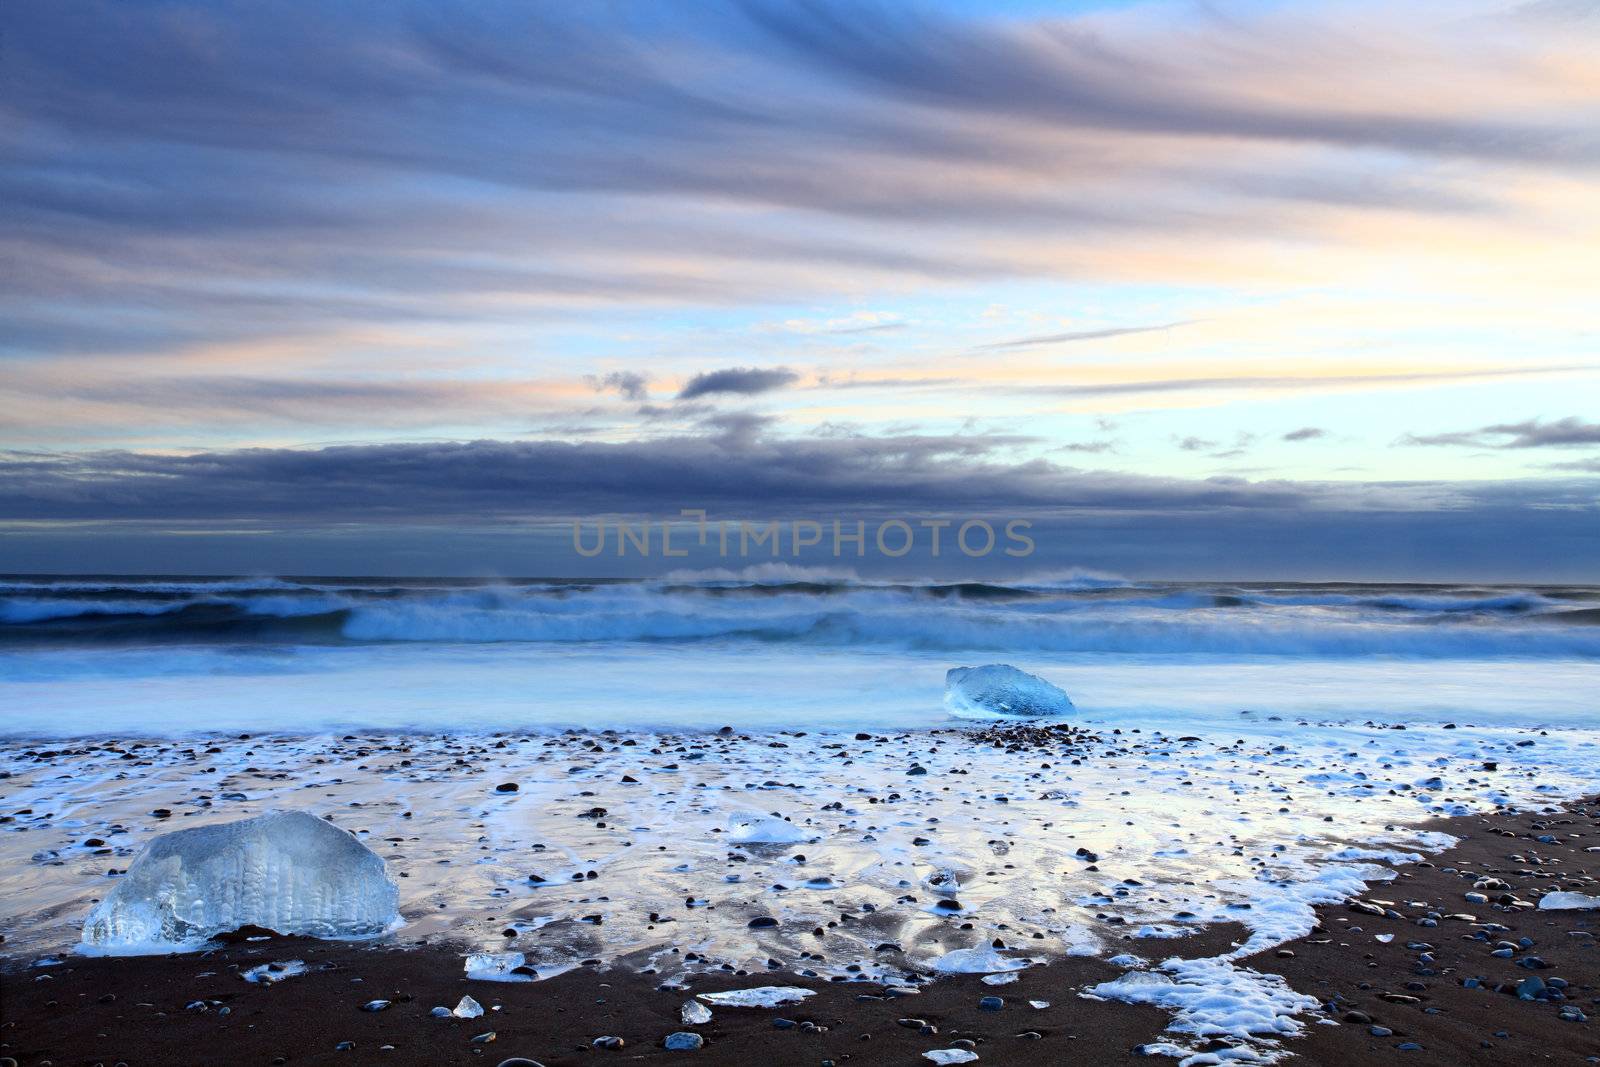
[5,796,1594,1067]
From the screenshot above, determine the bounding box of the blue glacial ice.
[81,810,399,954]
[944,663,1074,718]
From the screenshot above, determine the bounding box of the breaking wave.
[2,574,1597,658]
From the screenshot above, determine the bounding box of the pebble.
[593,1036,625,1050]
[664,1032,705,1050]
[978,995,1004,1011]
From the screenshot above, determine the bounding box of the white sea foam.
[1087,956,1322,1063]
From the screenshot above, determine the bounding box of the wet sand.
[4,796,1595,1066]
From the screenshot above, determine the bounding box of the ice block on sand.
[82,810,399,953]
[944,664,1074,718]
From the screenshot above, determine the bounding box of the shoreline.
[4,793,1595,1066]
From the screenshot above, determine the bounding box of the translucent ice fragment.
[241,960,307,984]
[727,813,811,845]
[931,946,1029,974]
[81,810,399,954]
[944,665,1074,718]
[697,986,816,1007]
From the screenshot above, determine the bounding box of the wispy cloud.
[587,371,651,402]
[1040,365,1590,397]
[978,321,1194,351]
[3,0,1595,370]
[679,366,800,399]
[1401,416,1600,449]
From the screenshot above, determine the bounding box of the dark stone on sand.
[979,996,1004,1011]
[215,923,287,943]
[495,1060,546,1067]
[748,916,779,928]
[592,1035,625,1049]
[495,782,518,793]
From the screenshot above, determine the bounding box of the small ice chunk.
[944,664,1073,719]
[1107,953,1146,967]
[931,946,1028,974]
[1540,891,1600,910]
[465,951,536,982]
[1029,1000,1050,1009]
[697,986,816,1007]
[453,995,484,1018]
[681,999,713,1024]
[81,810,399,954]
[241,960,307,984]
[924,1050,979,1064]
[727,813,811,845]
[980,972,1018,986]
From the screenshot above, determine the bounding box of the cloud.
[637,402,713,421]
[678,366,800,399]
[3,431,1595,580]
[1400,416,1600,449]
[814,375,968,390]
[2,0,1595,371]
[979,321,1194,351]
[1283,427,1328,441]
[587,371,651,402]
[10,427,1589,528]
[1175,431,1255,458]
[1041,365,1588,398]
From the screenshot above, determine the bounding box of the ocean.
[2,572,1597,736]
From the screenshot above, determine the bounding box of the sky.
[1,0,1598,579]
